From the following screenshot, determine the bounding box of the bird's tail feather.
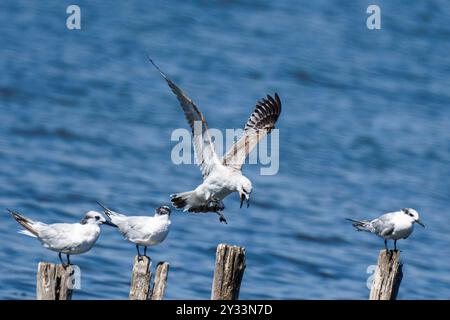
[345,218,371,232]
[96,201,118,218]
[8,209,40,237]
[96,201,126,227]
[171,191,196,211]
[171,191,225,213]
[18,229,37,238]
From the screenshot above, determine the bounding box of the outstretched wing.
[149,58,220,179]
[222,93,281,171]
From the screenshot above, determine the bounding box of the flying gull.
[149,58,282,223]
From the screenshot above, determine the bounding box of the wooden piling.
[369,250,403,300]
[211,243,246,300]
[150,262,170,300]
[129,256,152,300]
[36,262,74,300]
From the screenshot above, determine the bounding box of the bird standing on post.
[96,202,171,259]
[8,208,116,266]
[149,58,282,224]
[346,208,425,250]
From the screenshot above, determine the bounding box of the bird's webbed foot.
[207,200,227,223]
[215,212,228,224]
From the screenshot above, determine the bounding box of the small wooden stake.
[36,262,74,300]
[211,243,246,300]
[129,256,152,300]
[369,250,403,300]
[150,262,170,300]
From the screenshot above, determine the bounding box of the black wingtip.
[7,208,24,222]
[147,56,168,79]
[95,201,109,212]
[274,92,281,105]
[272,93,281,114]
[146,55,157,69]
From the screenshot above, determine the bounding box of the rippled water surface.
[1,0,449,299]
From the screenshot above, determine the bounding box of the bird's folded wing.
[123,217,163,239]
[222,93,282,171]
[39,224,78,247]
[372,219,395,236]
[149,59,220,179]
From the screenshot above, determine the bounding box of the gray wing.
[222,94,281,171]
[371,214,396,236]
[120,216,158,239]
[149,58,221,179]
[38,223,81,250]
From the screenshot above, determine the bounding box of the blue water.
[1,0,449,299]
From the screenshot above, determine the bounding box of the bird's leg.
[67,254,71,266]
[136,244,143,261]
[144,246,147,257]
[216,211,228,224]
[394,240,397,251]
[59,252,66,267]
[384,239,388,252]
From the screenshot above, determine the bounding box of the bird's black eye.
[95,216,100,220]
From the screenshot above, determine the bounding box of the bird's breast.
[392,222,414,240]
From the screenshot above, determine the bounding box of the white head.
[237,176,253,208]
[80,211,117,227]
[401,208,425,227]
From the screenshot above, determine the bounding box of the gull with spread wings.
[149,59,281,223]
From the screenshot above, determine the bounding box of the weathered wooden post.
[369,250,403,300]
[36,262,74,300]
[129,256,152,300]
[211,243,246,300]
[150,262,170,300]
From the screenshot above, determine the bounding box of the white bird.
[149,58,282,223]
[8,208,116,266]
[347,208,425,250]
[96,202,171,258]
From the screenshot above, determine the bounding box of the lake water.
[0,0,449,299]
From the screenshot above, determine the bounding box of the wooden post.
[211,243,246,300]
[369,250,403,300]
[129,256,152,300]
[36,262,74,300]
[150,262,170,300]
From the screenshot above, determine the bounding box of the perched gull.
[8,208,116,266]
[149,58,282,223]
[346,208,425,250]
[96,202,171,258]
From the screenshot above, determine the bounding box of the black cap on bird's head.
[156,205,171,216]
